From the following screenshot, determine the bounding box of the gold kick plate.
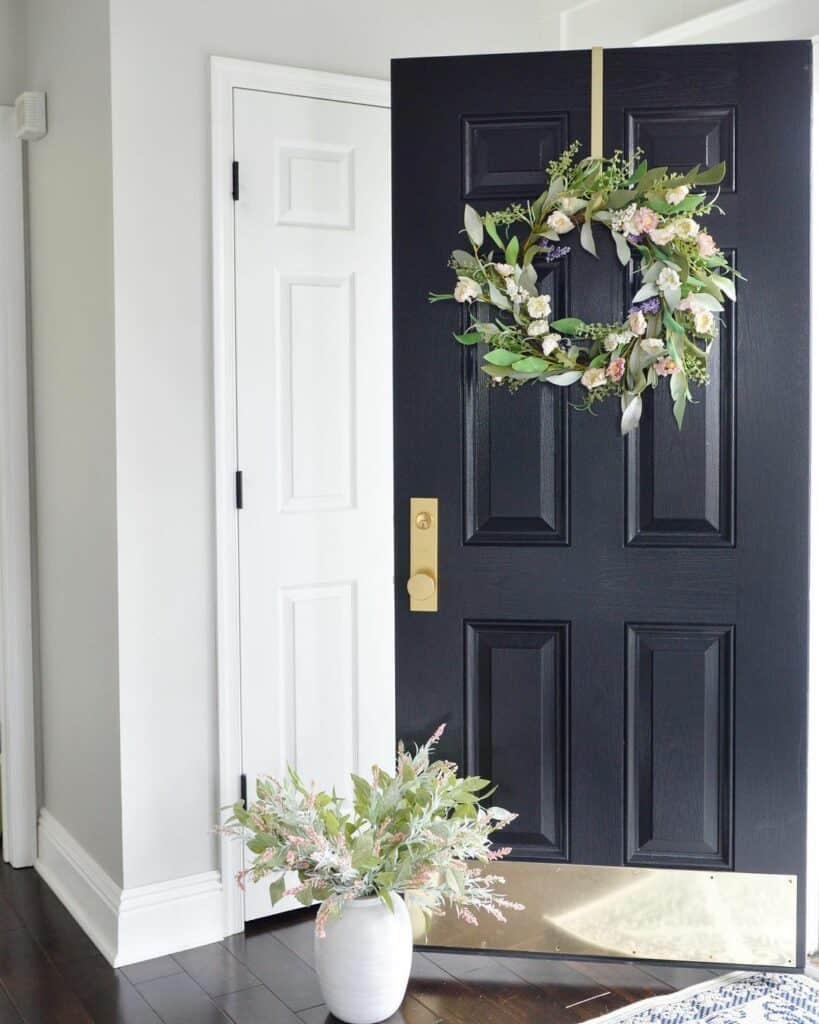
[407,498,438,612]
[409,861,798,968]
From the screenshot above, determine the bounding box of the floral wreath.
[430,142,739,434]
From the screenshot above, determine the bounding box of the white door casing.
[0,105,38,868]
[212,61,394,927]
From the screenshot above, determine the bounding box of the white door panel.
[234,88,394,922]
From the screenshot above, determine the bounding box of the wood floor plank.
[267,917,316,967]
[298,995,444,1024]
[0,897,23,935]
[57,954,163,1024]
[136,973,230,1023]
[639,963,720,989]
[172,942,260,997]
[0,865,100,967]
[121,956,184,986]
[0,984,22,1024]
[216,984,304,1023]
[222,933,324,1012]
[570,960,673,1002]
[0,928,95,1023]
[498,954,610,1005]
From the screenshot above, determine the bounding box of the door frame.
[210,57,390,937]
[0,105,38,868]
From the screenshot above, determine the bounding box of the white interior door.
[233,83,394,921]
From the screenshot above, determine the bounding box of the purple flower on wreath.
[627,233,643,244]
[538,241,571,262]
[629,295,661,315]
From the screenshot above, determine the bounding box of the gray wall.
[25,0,123,884]
[0,0,24,104]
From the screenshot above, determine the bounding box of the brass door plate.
[409,861,798,968]
[408,498,438,612]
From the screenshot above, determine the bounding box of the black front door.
[392,42,810,968]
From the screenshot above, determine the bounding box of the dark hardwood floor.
[0,864,722,1023]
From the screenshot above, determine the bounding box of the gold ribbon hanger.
[591,46,603,159]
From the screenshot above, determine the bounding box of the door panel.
[392,42,810,966]
[235,86,394,921]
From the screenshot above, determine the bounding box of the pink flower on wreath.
[697,232,717,257]
[607,356,626,383]
[631,207,659,233]
[655,357,679,377]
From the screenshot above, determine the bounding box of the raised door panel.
[463,261,569,545]
[626,624,734,869]
[463,113,569,199]
[465,621,569,860]
[624,105,738,547]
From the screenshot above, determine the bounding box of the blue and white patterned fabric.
[593,973,819,1024]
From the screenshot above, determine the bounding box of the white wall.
[0,0,24,104]
[25,0,123,885]
[560,0,738,47]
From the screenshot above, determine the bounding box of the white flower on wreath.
[657,266,681,293]
[506,279,529,304]
[694,308,716,335]
[546,211,574,234]
[541,333,561,356]
[493,263,514,277]
[666,184,690,205]
[527,319,551,337]
[674,217,699,239]
[604,330,631,352]
[527,294,552,319]
[611,203,637,235]
[628,310,647,336]
[581,367,607,390]
[454,277,481,303]
[640,337,665,356]
[648,224,676,246]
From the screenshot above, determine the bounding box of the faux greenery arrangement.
[431,142,740,434]
[222,726,523,936]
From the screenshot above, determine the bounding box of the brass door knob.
[407,573,435,602]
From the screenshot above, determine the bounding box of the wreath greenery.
[430,143,739,434]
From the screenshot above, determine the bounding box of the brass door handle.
[409,498,438,612]
[407,573,435,602]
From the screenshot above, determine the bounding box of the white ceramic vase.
[313,894,413,1024]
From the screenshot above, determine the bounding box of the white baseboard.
[35,810,224,966]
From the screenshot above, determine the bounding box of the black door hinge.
[232,161,239,201]
[240,773,247,809]
[235,470,243,509]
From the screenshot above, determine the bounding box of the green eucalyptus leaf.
[483,348,520,366]
[269,876,286,907]
[580,215,597,256]
[464,204,484,247]
[692,161,726,186]
[294,886,315,907]
[713,274,736,301]
[488,281,511,310]
[613,230,631,266]
[453,331,480,345]
[505,235,519,265]
[632,281,659,303]
[512,356,549,373]
[451,249,478,269]
[542,370,582,386]
[551,317,586,335]
[663,307,685,335]
[484,214,504,249]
